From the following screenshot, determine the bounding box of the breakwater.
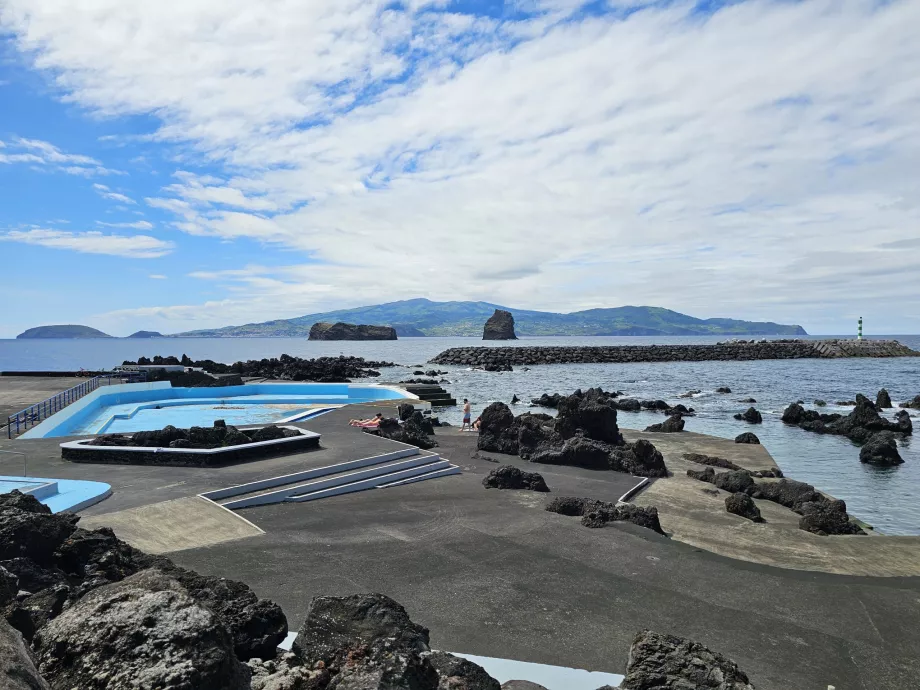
[430,339,920,366]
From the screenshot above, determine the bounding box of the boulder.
[482,309,517,340]
[686,467,716,483]
[814,399,827,407]
[293,593,436,689]
[530,436,612,471]
[750,478,823,514]
[555,390,622,444]
[372,416,438,450]
[716,387,732,394]
[482,465,549,492]
[1,617,49,690]
[249,425,299,443]
[612,504,666,535]
[33,569,250,690]
[427,651,500,690]
[308,322,397,340]
[894,410,913,435]
[859,431,903,466]
[901,395,920,410]
[733,407,763,424]
[500,683,550,690]
[781,402,806,425]
[683,453,743,471]
[738,398,757,403]
[481,362,513,372]
[0,566,16,607]
[876,388,893,409]
[0,494,79,565]
[477,403,520,455]
[640,400,671,411]
[798,499,865,536]
[679,390,701,398]
[725,493,763,523]
[621,630,755,689]
[222,426,252,446]
[644,414,684,433]
[515,415,562,460]
[713,470,755,495]
[609,440,668,478]
[545,497,614,517]
[614,398,642,413]
[734,432,760,444]
[530,393,563,408]
[5,585,71,641]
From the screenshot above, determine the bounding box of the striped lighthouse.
[858,317,863,340]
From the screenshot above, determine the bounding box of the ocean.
[2,334,919,535]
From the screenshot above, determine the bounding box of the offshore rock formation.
[781,394,912,442]
[876,388,893,409]
[900,395,920,410]
[622,630,755,690]
[482,309,517,340]
[482,465,549,492]
[734,432,760,444]
[859,431,904,466]
[432,339,920,366]
[308,321,397,340]
[733,407,763,424]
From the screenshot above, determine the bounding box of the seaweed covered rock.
[482,465,549,492]
[725,493,763,523]
[734,432,760,444]
[427,651,501,690]
[859,431,904,466]
[609,440,668,478]
[33,569,250,690]
[622,630,755,689]
[733,407,763,424]
[644,414,684,433]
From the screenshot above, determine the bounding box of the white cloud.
[97,220,154,230]
[4,0,920,331]
[0,136,119,175]
[0,229,174,258]
[92,183,136,204]
[149,274,168,279]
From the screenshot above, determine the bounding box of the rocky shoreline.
[431,339,920,366]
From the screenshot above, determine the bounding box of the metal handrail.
[6,371,147,439]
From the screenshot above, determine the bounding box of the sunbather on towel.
[349,412,383,426]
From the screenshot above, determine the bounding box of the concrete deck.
[629,429,920,577]
[1,378,919,689]
[0,375,85,427]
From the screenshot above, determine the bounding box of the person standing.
[461,398,472,431]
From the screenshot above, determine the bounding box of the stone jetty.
[431,339,919,366]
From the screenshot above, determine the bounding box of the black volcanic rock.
[530,437,612,471]
[477,402,520,455]
[482,309,517,340]
[555,388,622,444]
[876,388,893,409]
[733,407,763,424]
[371,415,438,450]
[530,393,563,408]
[482,465,549,492]
[428,651,500,690]
[725,493,763,522]
[644,414,684,433]
[609,440,668,478]
[798,499,865,536]
[734,432,760,444]
[859,431,903,466]
[622,630,755,689]
[308,321,397,340]
[1,618,50,690]
[683,453,743,471]
[712,470,755,494]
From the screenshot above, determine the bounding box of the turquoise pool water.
[22,382,411,438]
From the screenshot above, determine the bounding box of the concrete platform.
[2,391,919,689]
[0,375,85,428]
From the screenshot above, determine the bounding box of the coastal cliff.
[308,322,397,341]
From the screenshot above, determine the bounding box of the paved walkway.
[0,375,85,428]
[628,429,920,577]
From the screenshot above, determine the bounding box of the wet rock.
[734,432,760,444]
[247,653,330,690]
[683,454,743,471]
[609,440,668,478]
[530,393,563,408]
[293,593,436,689]
[798,499,865,536]
[713,470,755,495]
[511,394,520,404]
[477,402,520,455]
[785,394,912,441]
[482,465,549,492]
[1,617,49,690]
[621,630,755,689]
[481,362,513,372]
[33,569,250,690]
[668,404,695,416]
[614,398,641,413]
[876,388,893,409]
[781,402,806,425]
[900,395,920,410]
[738,398,757,403]
[686,467,716,483]
[894,410,913,435]
[644,414,684,433]
[428,651,500,690]
[725,493,763,523]
[859,431,904,466]
[679,390,701,398]
[814,399,827,407]
[640,400,671,412]
[716,386,732,394]
[733,407,763,424]
[483,309,517,340]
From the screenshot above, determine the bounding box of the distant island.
[308,322,398,341]
[127,331,165,338]
[174,299,808,337]
[16,325,113,339]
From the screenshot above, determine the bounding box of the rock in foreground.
[308,321,397,340]
[734,432,760,444]
[1,618,49,690]
[482,465,549,492]
[622,630,755,689]
[644,414,685,433]
[725,493,764,523]
[546,497,666,535]
[482,309,517,340]
[859,431,904,466]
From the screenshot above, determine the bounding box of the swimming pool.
[20,381,414,438]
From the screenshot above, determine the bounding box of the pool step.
[203,446,460,510]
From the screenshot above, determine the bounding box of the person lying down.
[349,412,384,427]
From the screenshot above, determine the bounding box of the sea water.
[2,335,918,534]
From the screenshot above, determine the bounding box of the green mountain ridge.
[16,325,113,339]
[174,299,808,337]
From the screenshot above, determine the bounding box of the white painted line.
[195,495,266,535]
[285,460,453,503]
[618,477,650,503]
[376,465,461,488]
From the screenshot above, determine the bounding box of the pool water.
[22,381,412,438]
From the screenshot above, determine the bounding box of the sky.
[1,0,919,338]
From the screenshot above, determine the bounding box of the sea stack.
[308,322,397,340]
[483,309,517,340]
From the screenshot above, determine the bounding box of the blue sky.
[1,0,919,337]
